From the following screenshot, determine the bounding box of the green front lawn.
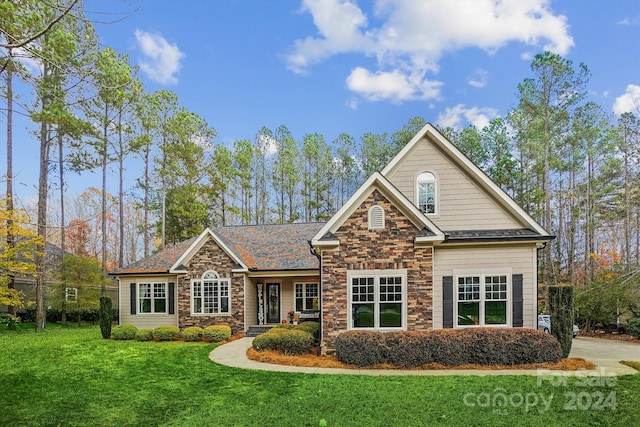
[0,325,638,426]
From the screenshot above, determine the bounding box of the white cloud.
[134,29,184,85]
[286,0,573,103]
[613,84,640,116]
[436,104,499,129]
[257,133,278,156]
[467,69,488,88]
[346,66,443,102]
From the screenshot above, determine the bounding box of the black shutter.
[130,283,136,315]
[168,282,175,315]
[512,274,523,327]
[443,276,453,328]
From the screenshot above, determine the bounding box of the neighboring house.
[1,241,118,315]
[111,124,553,353]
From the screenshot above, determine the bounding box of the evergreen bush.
[99,297,113,339]
[335,328,562,367]
[181,326,204,342]
[111,324,138,340]
[295,321,320,339]
[203,325,232,342]
[549,285,575,358]
[628,318,640,339]
[252,328,314,355]
[153,326,180,341]
[135,329,154,341]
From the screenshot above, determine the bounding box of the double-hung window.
[457,275,508,326]
[139,282,167,314]
[191,271,230,315]
[295,283,318,311]
[349,270,406,330]
[65,287,78,303]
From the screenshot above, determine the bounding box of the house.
[110,124,553,353]
[1,241,118,316]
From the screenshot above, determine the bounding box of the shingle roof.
[110,237,197,275]
[214,223,324,270]
[443,228,552,243]
[111,222,326,275]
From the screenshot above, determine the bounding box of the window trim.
[190,270,231,316]
[65,287,78,303]
[454,273,511,328]
[138,282,168,314]
[416,171,438,215]
[347,269,407,331]
[294,282,319,312]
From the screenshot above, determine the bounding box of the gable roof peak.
[382,123,551,237]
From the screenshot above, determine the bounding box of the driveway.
[569,336,639,375]
[211,336,640,376]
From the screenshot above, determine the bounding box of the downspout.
[309,241,322,356]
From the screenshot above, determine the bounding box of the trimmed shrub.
[203,325,232,342]
[99,297,113,339]
[135,329,154,341]
[181,326,204,342]
[295,321,320,339]
[153,326,180,341]
[335,328,562,367]
[111,324,138,340]
[549,285,575,358]
[252,328,314,355]
[628,318,640,339]
[273,323,297,330]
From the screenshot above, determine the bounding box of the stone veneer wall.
[177,238,244,334]
[321,189,433,353]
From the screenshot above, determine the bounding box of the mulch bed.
[246,348,596,371]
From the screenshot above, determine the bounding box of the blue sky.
[6,0,640,204]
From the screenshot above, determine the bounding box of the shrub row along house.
[110,124,553,353]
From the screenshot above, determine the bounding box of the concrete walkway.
[209,336,640,376]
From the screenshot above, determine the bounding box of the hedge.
[111,324,138,340]
[335,328,563,368]
[203,325,232,342]
[135,329,154,341]
[295,321,320,339]
[252,328,314,355]
[153,326,180,341]
[629,318,640,339]
[181,326,204,342]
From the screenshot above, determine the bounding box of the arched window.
[191,270,230,315]
[368,205,385,229]
[417,171,437,214]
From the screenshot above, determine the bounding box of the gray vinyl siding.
[118,275,179,329]
[385,138,524,231]
[432,245,537,329]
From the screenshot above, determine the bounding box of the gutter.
[308,240,323,356]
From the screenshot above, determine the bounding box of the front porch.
[244,273,319,334]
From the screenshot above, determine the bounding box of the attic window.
[417,171,437,214]
[368,205,385,230]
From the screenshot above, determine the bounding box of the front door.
[266,283,280,324]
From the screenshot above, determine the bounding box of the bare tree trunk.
[59,131,67,325]
[101,104,108,289]
[36,79,51,331]
[143,143,149,258]
[118,109,124,268]
[5,55,16,317]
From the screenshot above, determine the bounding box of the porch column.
[257,282,264,325]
